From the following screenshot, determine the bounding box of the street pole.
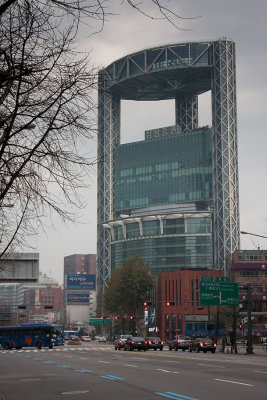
[246,283,253,354]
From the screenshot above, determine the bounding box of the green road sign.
[201,276,213,282]
[220,282,239,306]
[89,318,111,326]
[200,282,239,306]
[200,282,220,305]
[216,276,230,282]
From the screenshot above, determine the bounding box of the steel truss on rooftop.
[97,40,240,293]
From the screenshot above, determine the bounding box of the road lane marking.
[100,375,124,381]
[155,392,199,400]
[156,369,172,373]
[98,360,110,363]
[198,363,224,368]
[166,361,180,364]
[20,378,42,382]
[124,364,138,368]
[74,369,92,373]
[253,370,267,374]
[61,390,90,395]
[215,379,254,386]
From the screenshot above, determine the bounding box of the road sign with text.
[200,281,239,306]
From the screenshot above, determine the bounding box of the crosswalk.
[0,345,114,354]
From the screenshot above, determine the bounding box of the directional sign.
[201,276,213,282]
[200,282,220,305]
[200,282,239,306]
[89,318,111,326]
[216,276,230,282]
[220,282,239,306]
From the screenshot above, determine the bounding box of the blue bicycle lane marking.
[155,392,200,400]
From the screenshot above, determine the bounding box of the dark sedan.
[146,337,164,351]
[124,336,147,351]
[190,337,216,353]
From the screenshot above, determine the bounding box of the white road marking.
[253,370,267,374]
[20,378,42,382]
[166,361,180,364]
[65,355,72,358]
[131,357,146,360]
[80,357,88,360]
[156,369,172,373]
[198,363,224,368]
[61,390,90,395]
[98,360,110,364]
[124,364,138,368]
[215,379,254,386]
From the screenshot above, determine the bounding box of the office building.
[97,40,240,292]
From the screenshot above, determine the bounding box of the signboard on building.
[200,280,239,306]
[145,125,177,140]
[66,274,96,290]
[66,293,89,304]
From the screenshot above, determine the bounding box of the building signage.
[66,274,96,290]
[66,293,89,304]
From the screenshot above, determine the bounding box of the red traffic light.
[166,301,175,306]
[100,316,104,320]
[144,301,152,306]
[129,316,133,320]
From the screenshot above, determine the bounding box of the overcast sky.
[32,0,267,283]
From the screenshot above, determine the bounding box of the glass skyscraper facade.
[110,127,213,274]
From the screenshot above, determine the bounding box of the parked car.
[124,336,147,351]
[146,337,164,351]
[190,337,216,353]
[81,336,91,342]
[114,334,131,350]
[168,336,191,351]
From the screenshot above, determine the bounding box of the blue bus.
[0,323,64,350]
[64,330,79,340]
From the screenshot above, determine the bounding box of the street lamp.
[241,231,267,239]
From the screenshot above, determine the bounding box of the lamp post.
[240,231,267,240]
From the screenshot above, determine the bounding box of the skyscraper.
[97,40,240,292]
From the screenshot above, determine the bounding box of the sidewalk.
[221,344,267,357]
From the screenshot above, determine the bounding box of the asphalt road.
[1,342,267,400]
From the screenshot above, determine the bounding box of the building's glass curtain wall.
[111,217,213,274]
[115,128,212,213]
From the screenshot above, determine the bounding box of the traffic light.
[18,305,26,309]
[144,301,152,306]
[239,323,242,330]
[44,305,53,309]
[129,316,134,320]
[166,301,175,306]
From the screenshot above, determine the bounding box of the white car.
[96,336,107,343]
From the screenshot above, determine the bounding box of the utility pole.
[246,283,253,354]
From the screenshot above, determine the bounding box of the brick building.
[157,269,223,341]
[64,254,96,277]
[24,285,63,314]
[231,250,267,337]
